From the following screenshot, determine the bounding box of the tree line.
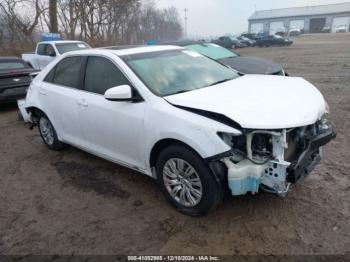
[0,0,183,55]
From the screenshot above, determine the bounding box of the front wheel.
[38,114,65,150]
[156,145,223,216]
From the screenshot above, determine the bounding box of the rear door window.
[45,56,84,88]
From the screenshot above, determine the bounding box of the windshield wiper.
[175,90,191,94]
[209,77,234,87]
[166,89,192,96]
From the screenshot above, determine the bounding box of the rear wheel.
[38,114,65,150]
[156,145,223,216]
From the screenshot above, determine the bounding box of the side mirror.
[104,85,133,101]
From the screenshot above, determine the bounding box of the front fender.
[144,102,241,170]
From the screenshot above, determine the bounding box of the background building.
[248,2,350,34]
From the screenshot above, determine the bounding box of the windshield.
[55,42,90,54]
[122,49,238,96]
[186,43,238,60]
[0,61,28,70]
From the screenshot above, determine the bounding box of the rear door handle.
[78,99,88,107]
[39,89,47,95]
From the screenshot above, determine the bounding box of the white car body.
[22,41,90,70]
[24,46,335,213]
[25,46,237,171]
[288,28,302,36]
[335,25,348,33]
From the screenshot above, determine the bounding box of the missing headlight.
[251,133,273,159]
[218,132,274,164]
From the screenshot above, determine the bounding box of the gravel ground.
[0,33,349,256]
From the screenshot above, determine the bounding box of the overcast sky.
[154,0,349,36]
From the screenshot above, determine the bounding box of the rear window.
[0,61,28,70]
[45,56,84,89]
[186,44,238,60]
[55,42,90,54]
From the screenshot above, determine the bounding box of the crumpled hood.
[165,75,327,129]
[218,56,283,75]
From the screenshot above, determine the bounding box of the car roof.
[67,45,184,56]
[101,45,145,50]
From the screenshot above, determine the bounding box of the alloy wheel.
[39,117,54,146]
[162,158,203,207]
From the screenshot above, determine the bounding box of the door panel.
[251,23,263,34]
[39,56,85,145]
[269,21,284,35]
[78,93,146,169]
[290,20,305,30]
[77,56,146,169]
[39,83,83,145]
[310,18,326,33]
[332,17,350,32]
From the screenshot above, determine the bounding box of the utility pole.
[184,8,188,38]
[49,0,58,33]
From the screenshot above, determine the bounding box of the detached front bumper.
[211,124,336,197]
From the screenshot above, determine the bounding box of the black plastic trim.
[288,127,336,183]
[205,150,233,162]
[105,96,143,103]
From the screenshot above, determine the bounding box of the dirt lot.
[0,33,349,256]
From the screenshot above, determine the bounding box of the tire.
[17,111,23,121]
[156,145,223,216]
[38,113,65,150]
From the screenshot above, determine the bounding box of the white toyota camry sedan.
[24,45,336,216]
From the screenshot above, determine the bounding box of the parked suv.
[25,46,335,216]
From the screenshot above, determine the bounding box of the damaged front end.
[213,118,336,196]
